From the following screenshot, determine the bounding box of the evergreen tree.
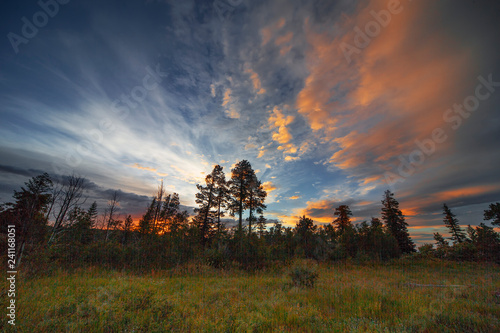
[160,193,185,234]
[87,202,98,226]
[121,215,134,245]
[194,165,228,246]
[484,202,500,226]
[442,204,466,243]
[433,232,448,247]
[256,215,267,238]
[245,174,267,235]
[466,225,477,243]
[212,165,229,233]
[66,206,94,244]
[381,190,416,253]
[295,215,317,258]
[228,160,254,233]
[7,173,53,265]
[473,223,500,262]
[138,197,156,235]
[332,205,353,234]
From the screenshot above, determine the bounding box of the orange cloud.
[267,106,299,159]
[260,17,286,46]
[130,163,168,177]
[222,88,240,118]
[262,181,278,193]
[402,183,500,216]
[245,67,266,95]
[436,184,500,202]
[296,0,473,184]
[296,199,336,224]
[288,195,301,200]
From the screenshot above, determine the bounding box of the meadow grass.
[2,259,499,332]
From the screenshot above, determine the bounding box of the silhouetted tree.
[333,205,353,234]
[442,204,466,243]
[245,174,267,235]
[160,193,185,234]
[433,232,448,258]
[228,160,254,233]
[105,191,120,242]
[65,205,94,244]
[138,197,156,235]
[295,215,317,258]
[484,202,500,226]
[473,223,500,262]
[121,215,134,245]
[256,215,267,238]
[381,190,415,253]
[49,174,86,244]
[211,165,229,233]
[4,173,53,266]
[194,166,227,246]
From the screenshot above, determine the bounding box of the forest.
[1,159,499,273]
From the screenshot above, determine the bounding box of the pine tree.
[332,205,353,234]
[11,173,53,264]
[121,215,134,245]
[211,165,229,233]
[160,193,183,233]
[484,202,500,226]
[193,165,229,245]
[228,160,254,233]
[381,190,416,253]
[138,197,156,235]
[442,204,466,243]
[87,202,98,227]
[256,215,267,238]
[245,174,267,235]
[433,232,448,247]
[295,215,317,258]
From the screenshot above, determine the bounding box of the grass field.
[2,259,500,332]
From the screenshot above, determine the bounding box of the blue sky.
[1,0,500,244]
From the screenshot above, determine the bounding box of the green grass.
[2,260,500,332]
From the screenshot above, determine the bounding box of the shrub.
[289,266,318,288]
[417,243,435,259]
[204,247,228,269]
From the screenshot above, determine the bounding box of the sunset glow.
[1,0,499,245]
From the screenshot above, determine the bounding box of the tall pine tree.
[194,166,222,246]
[442,204,466,243]
[228,160,254,233]
[381,190,415,253]
[245,173,267,235]
[332,205,353,234]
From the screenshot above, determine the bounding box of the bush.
[289,266,318,288]
[417,243,435,259]
[204,246,228,269]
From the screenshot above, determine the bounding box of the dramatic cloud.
[1,0,499,241]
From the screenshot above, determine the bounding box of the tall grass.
[2,260,499,332]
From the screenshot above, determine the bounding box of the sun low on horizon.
[1,0,500,244]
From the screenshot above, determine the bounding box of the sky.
[1,0,499,244]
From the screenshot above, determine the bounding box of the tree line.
[0,160,499,272]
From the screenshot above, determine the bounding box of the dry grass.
[2,259,499,332]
